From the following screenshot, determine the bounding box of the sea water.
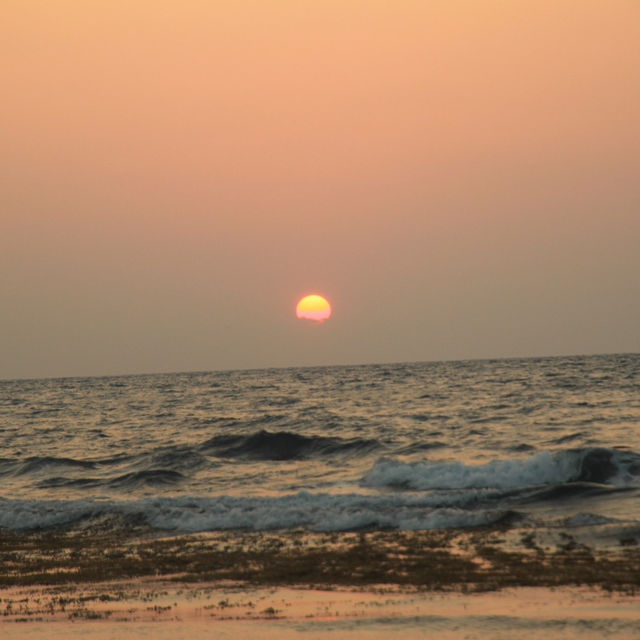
[1,354,638,534]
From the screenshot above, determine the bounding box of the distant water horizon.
[1,353,638,535]
[3,349,638,383]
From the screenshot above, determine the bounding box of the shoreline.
[2,524,639,592]
[2,525,640,637]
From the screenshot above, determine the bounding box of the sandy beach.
[2,581,640,639]
[2,525,639,638]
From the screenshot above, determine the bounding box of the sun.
[296,294,332,323]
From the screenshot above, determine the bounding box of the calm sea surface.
[1,354,639,533]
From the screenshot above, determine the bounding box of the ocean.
[1,353,639,536]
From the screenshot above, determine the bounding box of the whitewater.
[1,354,639,534]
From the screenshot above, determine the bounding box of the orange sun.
[296,294,332,322]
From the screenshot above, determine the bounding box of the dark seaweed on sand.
[1,525,639,594]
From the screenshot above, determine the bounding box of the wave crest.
[200,429,380,460]
[361,448,640,491]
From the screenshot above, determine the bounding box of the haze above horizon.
[2,1,639,380]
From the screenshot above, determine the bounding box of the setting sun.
[296,294,332,323]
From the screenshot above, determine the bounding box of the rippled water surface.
[1,354,638,532]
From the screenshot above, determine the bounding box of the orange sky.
[1,1,639,378]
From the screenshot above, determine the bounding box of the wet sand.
[2,524,639,638]
[2,581,640,639]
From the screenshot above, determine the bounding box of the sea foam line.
[0,492,509,533]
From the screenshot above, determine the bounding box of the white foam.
[361,452,575,490]
[0,493,509,533]
[361,449,640,491]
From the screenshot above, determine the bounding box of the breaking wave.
[361,448,640,491]
[0,493,514,533]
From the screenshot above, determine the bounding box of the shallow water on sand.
[1,353,639,534]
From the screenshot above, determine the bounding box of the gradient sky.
[2,1,639,379]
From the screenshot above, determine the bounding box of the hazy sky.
[2,1,639,379]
